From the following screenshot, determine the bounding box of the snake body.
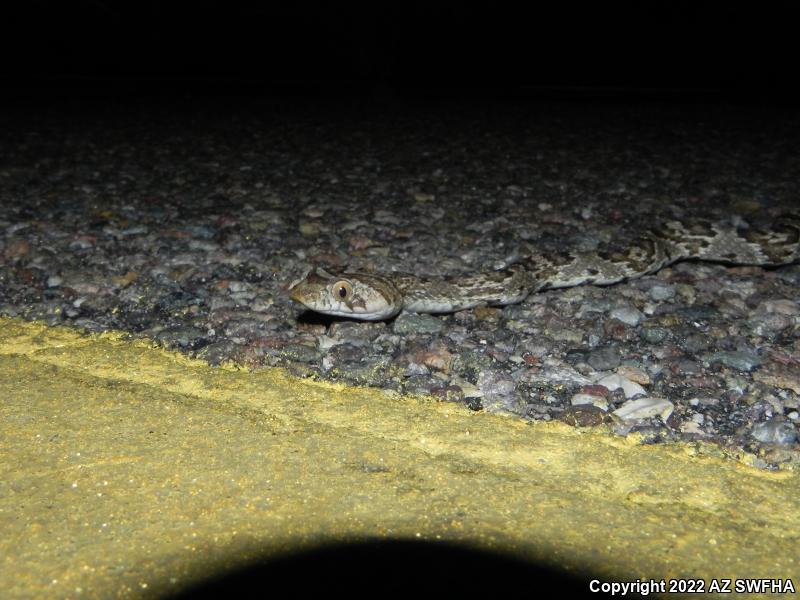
[289,214,800,320]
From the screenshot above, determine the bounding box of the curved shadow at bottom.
[165,540,636,599]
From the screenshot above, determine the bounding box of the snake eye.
[332,280,353,301]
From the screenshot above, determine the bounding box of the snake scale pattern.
[289,214,800,320]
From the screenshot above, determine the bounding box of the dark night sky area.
[1,1,799,104]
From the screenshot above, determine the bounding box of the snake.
[289,214,800,321]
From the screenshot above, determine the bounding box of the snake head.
[289,268,403,320]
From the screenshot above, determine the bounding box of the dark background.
[2,1,798,104]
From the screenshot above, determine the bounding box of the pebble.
[328,321,385,343]
[412,345,453,372]
[615,365,650,385]
[578,384,610,397]
[429,385,465,403]
[570,393,609,410]
[759,299,799,316]
[575,299,613,318]
[639,327,668,343]
[549,327,584,343]
[535,358,592,387]
[776,265,800,286]
[69,238,95,250]
[477,371,519,413]
[608,306,644,326]
[586,346,621,371]
[648,283,676,301]
[393,314,445,335]
[603,318,636,342]
[680,334,711,354]
[344,357,394,386]
[559,405,609,427]
[749,313,793,333]
[4,239,32,259]
[276,343,320,363]
[404,361,430,377]
[751,418,798,445]
[154,326,209,349]
[704,351,763,372]
[753,365,800,395]
[402,374,441,396]
[613,397,674,422]
[595,373,647,399]
[680,419,706,436]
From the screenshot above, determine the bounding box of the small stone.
[680,420,706,436]
[648,284,676,301]
[750,313,793,333]
[586,346,620,371]
[3,239,31,259]
[759,299,799,316]
[46,275,63,287]
[430,385,465,403]
[674,359,705,375]
[413,345,453,373]
[603,319,636,342]
[277,343,321,363]
[196,340,243,366]
[595,373,647,399]
[559,405,610,427]
[154,326,209,349]
[473,306,503,320]
[550,327,584,343]
[336,356,392,386]
[328,320,385,343]
[476,371,519,413]
[751,418,798,445]
[576,299,613,319]
[393,314,445,335]
[120,225,149,236]
[298,221,323,236]
[676,305,718,320]
[565,348,590,365]
[403,361,430,377]
[613,397,674,422]
[402,375,440,396]
[640,327,668,343]
[615,365,650,385]
[111,270,138,287]
[227,280,250,293]
[69,237,95,250]
[570,393,609,410]
[753,364,800,394]
[776,266,800,286]
[680,334,711,354]
[608,306,644,326]
[649,313,681,327]
[450,377,482,399]
[704,351,763,372]
[578,384,609,397]
[675,284,696,303]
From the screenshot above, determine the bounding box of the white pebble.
[609,306,644,326]
[613,397,674,421]
[570,393,609,411]
[595,373,646,398]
